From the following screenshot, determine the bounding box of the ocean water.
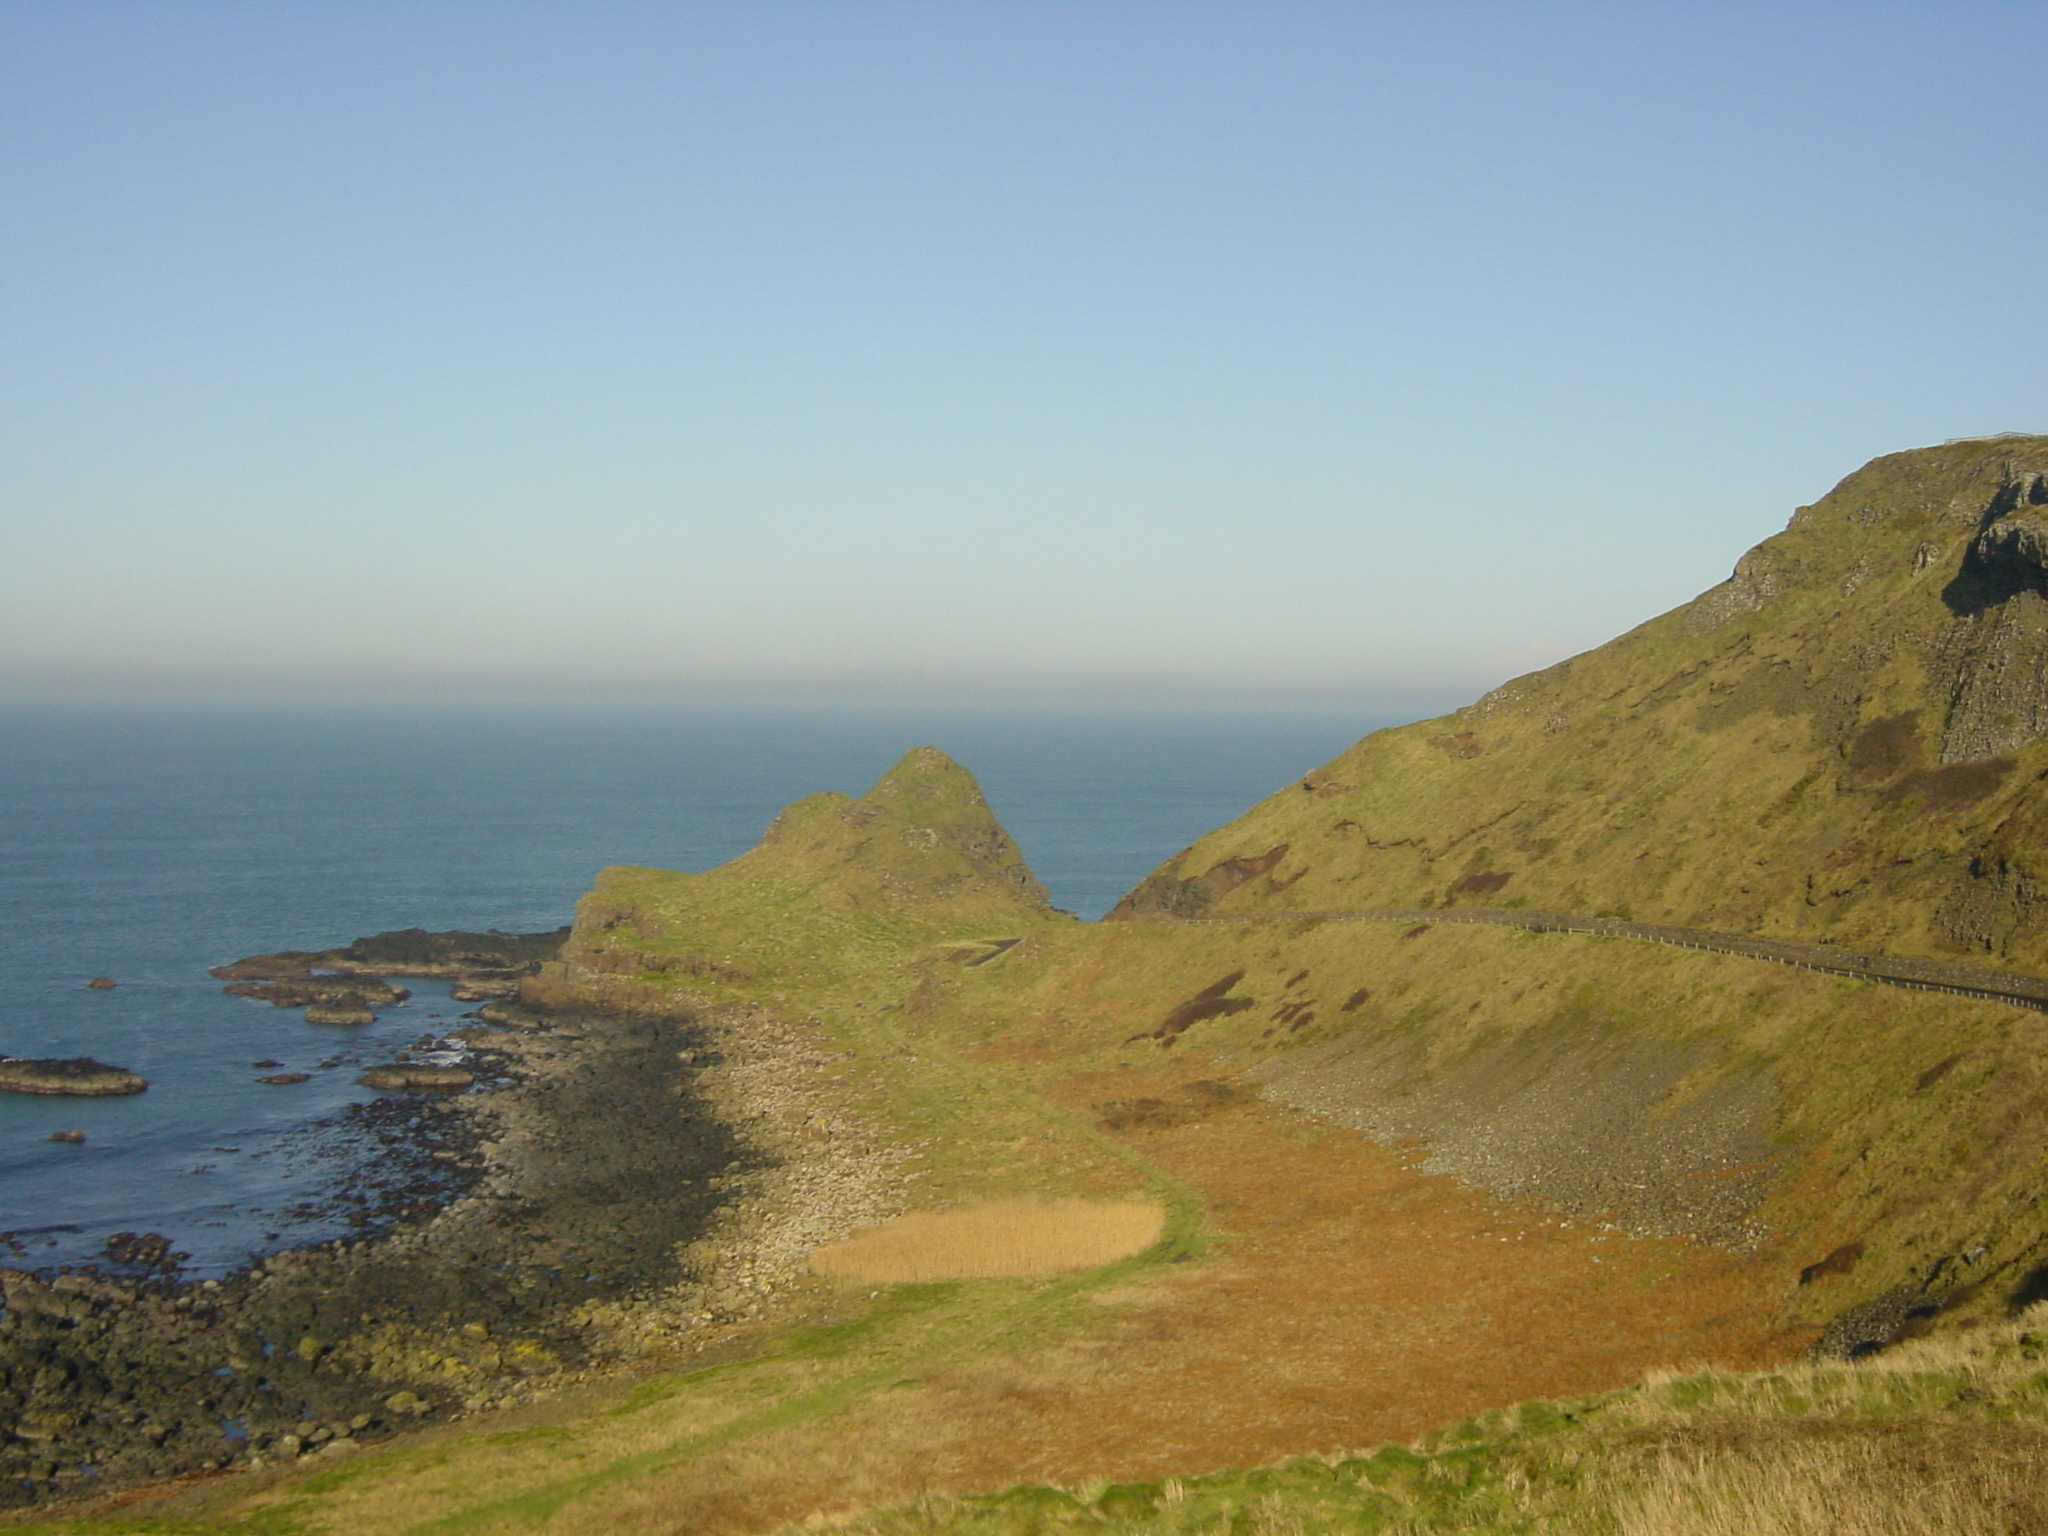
[0,703,1378,1275]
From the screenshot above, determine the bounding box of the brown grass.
[807,1200,1166,1282]
[521,1056,1794,1535]
[1614,1433,2048,1536]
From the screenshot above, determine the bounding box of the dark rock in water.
[211,926,569,981]
[257,1072,311,1085]
[104,1231,182,1269]
[251,1059,284,1068]
[0,1058,146,1096]
[224,977,409,1008]
[358,1065,474,1091]
[449,971,525,1002]
[305,1003,376,1027]
[85,977,116,990]
[48,1130,84,1144]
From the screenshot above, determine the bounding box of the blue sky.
[5,2,2045,712]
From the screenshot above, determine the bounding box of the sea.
[0,703,1378,1277]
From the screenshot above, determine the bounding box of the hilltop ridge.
[1111,437,2048,971]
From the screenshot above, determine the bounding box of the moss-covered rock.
[0,1057,145,1096]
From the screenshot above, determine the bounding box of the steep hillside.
[1113,437,2048,969]
[527,744,1068,1012]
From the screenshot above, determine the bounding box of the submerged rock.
[0,1058,146,1096]
[256,1072,311,1085]
[47,1129,85,1143]
[104,1231,182,1268]
[85,978,116,990]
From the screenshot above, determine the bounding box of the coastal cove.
[0,704,1366,1276]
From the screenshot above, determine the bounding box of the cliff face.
[1111,437,2048,969]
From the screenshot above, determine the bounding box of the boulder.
[85,978,116,991]
[357,1065,474,1091]
[0,1058,146,1096]
[475,1002,542,1030]
[305,1003,376,1027]
[449,973,525,1002]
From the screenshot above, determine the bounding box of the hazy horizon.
[7,3,2045,711]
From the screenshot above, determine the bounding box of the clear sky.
[5,2,2045,713]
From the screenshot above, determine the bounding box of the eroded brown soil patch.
[549,1054,1802,1535]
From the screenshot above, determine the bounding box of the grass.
[815,1307,2048,1536]
[1120,438,2048,973]
[1611,1437,2048,1536]
[808,1201,1167,1284]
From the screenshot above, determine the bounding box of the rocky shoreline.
[0,961,914,1510]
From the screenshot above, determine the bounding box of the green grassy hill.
[1113,437,2048,969]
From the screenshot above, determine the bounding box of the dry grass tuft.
[808,1200,1165,1282]
[1614,1433,2048,1536]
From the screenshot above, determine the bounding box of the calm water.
[0,703,1376,1274]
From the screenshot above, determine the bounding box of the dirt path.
[1164,906,2048,1011]
[522,1055,1800,1536]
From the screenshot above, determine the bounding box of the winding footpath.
[1162,906,2048,1012]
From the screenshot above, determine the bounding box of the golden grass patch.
[808,1199,1165,1282]
[1613,1434,2048,1536]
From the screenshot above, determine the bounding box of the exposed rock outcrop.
[304,1003,376,1026]
[224,978,409,1008]
[212,927,570,982]
[0,1058,145,1096]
